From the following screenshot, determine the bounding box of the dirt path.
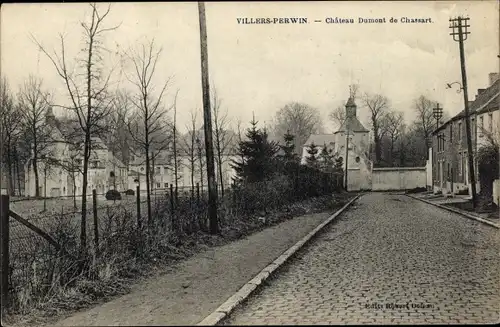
[44,210,335,326]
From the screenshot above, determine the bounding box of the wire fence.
[1,170,344,314]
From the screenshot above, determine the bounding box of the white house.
[302,96,373,190]
[24,108,128,197]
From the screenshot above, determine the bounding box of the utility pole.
[432,103,444,191]
[433,103,443,131]
[344,115,350,191]
[198,1,219,234]
[449,16,477,208]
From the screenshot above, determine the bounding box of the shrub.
[124,189,135,196]
[105,190,122,200]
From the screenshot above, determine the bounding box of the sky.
[1,1,499,135]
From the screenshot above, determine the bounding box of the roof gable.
[434,78,499,133]
[335,117,369,133]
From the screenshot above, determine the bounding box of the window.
[458,154,461,176]
[449,124,453,143]
[458,122,462,143]
[489,113,493,132]
[479,116,484,137]
[164,183,168,188]
[155,167,161,174]
[156,183,160,188]
[355,156,360,163]
[471,118,475,140]
[140,167,144,172]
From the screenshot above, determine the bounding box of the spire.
[45,106,57,126]
[345,96,357,119]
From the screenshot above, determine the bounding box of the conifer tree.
[280,129,299,163]
[334,156,343,172]
[319,144,335,172]
[305,142,319,169]
[231,115,279,184]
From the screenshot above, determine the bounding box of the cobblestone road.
[223,193,500,325]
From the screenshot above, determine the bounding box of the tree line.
[269,86,449,168]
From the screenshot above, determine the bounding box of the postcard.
[1,1,499,326]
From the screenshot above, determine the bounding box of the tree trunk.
[190,158,195,196]
[374,133,381,164]
[198,149,204,196]
[33,154,40,197]
[217,154,224,198]
[173,126,178,202]
[81,133,90,253]
[6,143,14,196]
[72,171,77,209]
[390,138,394,166]
[14,148,21,196]
[145,149,152,226]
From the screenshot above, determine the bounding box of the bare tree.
[361,92,390,164]
[0,77,22,195]
[108,89,133,166]
[211,88,233,198]
[234,118,246,174]
[196,130,206,195]
[172,91,179,201]
[123,38,173,226]
[383,110,405,165]
[272,102,323,155]
[17,75,54,197]
[329,105,346,131]
[413,95,436,151]
[330,84,360,131]
[33,3,120,254]
[182,110,199,196]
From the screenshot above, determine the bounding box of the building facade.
[24,108,128,197]
[302,97,373,190]
[431,72,499,196]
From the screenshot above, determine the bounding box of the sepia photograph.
[0,1,499,326]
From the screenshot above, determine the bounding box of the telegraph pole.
[449,16,477,208]
[432,103,443,190]
[198,1,219,234]
[344,114,350,191]
[433,103,443,131]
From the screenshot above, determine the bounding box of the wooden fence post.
[196,182,200,203]
[170,183,175,232]
[92,190,99,255]
[1,195,10,312]
[136,185,141,229]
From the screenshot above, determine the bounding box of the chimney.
[476,88,486,99]
[489,72,499,86]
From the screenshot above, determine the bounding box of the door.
[439,162,444,188]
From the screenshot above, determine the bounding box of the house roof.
[434,78,499,134]
[108,154,126,168]
[303,134,336,147]
[335,116,369,133]
[129,150,172,166]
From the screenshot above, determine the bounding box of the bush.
[478,144,499,198]
[124,189,135,196]
[105,189,122,200]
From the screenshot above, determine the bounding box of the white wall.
[372,167,427,191]
[493,179,500,206]
[426,147,433,190]
[476,109,499,150]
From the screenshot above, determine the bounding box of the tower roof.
[346,97,357,107]
[335,117,369,133]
